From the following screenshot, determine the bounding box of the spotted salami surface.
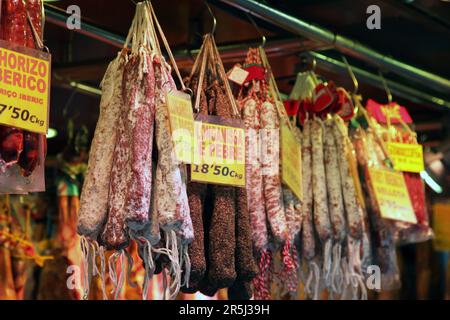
[332,116,363,240]
[78,55,125,240]
[311,117,332,243]
[242,98,268,251]
[301,119,315,260]
[260,101,287,243]
[323,119,346,243]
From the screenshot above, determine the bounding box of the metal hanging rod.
[218,0,450,95]
[44,4,449,109]
[309,52,450,109]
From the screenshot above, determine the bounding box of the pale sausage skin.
[311,118,332,243]
[78,54,125,241]
[260,101,288,244]
[323,119,346,243]
[301,119,315,261]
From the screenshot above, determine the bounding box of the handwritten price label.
[281,125,303,201]
[166,90,195,164]
[0,41,50,134]
[369,167,417,224]
[191,116,245,187]
[387,142,424,173]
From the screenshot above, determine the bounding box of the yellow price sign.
[432,203,450,251]
[387,142,424,173]
[166,90,195,163]
[191,116,245,187]
[369,167,417,224]
[281,125,303,201]
[0,41,51,134]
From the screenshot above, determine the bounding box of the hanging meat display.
[181,34,258,299]
[77,2,193,300]
[365,99,432,245]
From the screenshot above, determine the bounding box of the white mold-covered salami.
[242,98,268,251]
[323,119,346,243]
[124,50,156,230]
[260,101,288,243]
[332,115,363,240]
[301,119,315,260]
[154,60,193,241]
[311,117,332,243]
[77,54,125,240]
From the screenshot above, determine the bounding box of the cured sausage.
[78,55,125,240]
[234,187,258,281]
[242,98,268,252]
[207,82,237,288]
[311,117,333,290]
[301,118,315,260]
[260,101,288,243]
[123,52,156,230]
[323,119,346,243]
[101,54,144,249]
[332,115,364,240]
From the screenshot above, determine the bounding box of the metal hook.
[342,55,359,94]
[205,2,217,35]
[378,71,393,104]
[246,12,266,48]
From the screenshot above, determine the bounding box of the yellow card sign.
[387,142,424,173]
[432,203,450,251]
[166,91,195,163]
[0,41,50,134]
[191,116,245,187]
[369,168,416,224]
[281,125,303,201]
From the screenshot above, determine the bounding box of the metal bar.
[45,6,125,48]
[219,0,450,94]
[44,5,326,66]
[45,4,449,109]
[309,52,450,110]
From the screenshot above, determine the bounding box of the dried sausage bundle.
[352,126,401,291]
[183,35,258,299]
[323,119,346,295]
[235,48,272,300]
[311,117,333,294]
[332,115,368,300]
[77,2,192,300]
[260,48,300,296]
[300,118,321,299]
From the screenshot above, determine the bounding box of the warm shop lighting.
[46,128,58,139]
[420,170,443,194]
[70,81,102,96]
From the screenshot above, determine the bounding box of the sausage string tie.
[180,244,191,288]
[108,250,126,300]
[141,238,155,300]
[90,241,108,300]
[305,260,320,300]
[80,236,92,300]
[96,243,108,300]
[331,243,344,295]
[124,250,138,288]
[322,239,333,289]
[348,238,367,300]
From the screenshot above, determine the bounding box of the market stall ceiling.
[43,0,450,156]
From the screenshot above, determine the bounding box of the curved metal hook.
[246,12,266,48]
[378,71,393,104]
[205,2,217,35]
[342,55,359,94]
